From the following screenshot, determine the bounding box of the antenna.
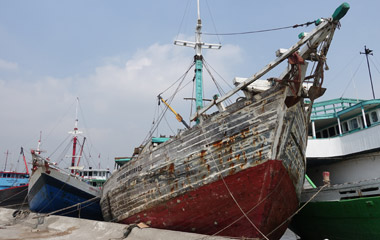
[360,46,375,99]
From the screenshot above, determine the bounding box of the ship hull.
[291,178,380,240]
[121,160,297,239]
[0,185,28,208]
[28,164,103,220]
[291,197,380,240]
[101,85,309,239]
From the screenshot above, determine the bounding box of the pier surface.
[0,207,233,240]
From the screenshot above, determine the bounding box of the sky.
[1,0,379,171]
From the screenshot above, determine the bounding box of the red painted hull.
[120,160,298,239]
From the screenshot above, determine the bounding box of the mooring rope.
[0,187,28,205]
[32,196,100,219]
[265,183,328,238]
[198,125,270,240]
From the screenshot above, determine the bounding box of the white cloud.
[0,41,244,170]
[0,58,18,71]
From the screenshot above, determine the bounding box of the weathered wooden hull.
[101,84,309,239]
[121,160,297,239]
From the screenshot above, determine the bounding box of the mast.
[69,97,82,173]
[3,150,10,171]
[194,0,203,111]
[76,137,86,167]
[20,147,29,175]
[360,46,375,99]
[174,0,221,121]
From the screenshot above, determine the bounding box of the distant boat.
[77,167,111,189]
[28,99,106,220]
[100,2,349,239]
[291,98,380,239]
[0,148,29,208]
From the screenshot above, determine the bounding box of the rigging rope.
[48,134,71,159]
[142,61,194,145]
[370,57,380,75]
[203,20,316,36]
[340,58,365,98]
[175,0,192,43]
[204,0,222,44]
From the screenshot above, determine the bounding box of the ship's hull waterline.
[101,84,309,239]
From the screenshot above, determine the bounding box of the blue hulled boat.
[0,148,30,208]
[28,99,105,220]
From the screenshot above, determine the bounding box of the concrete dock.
[0,207,234,240]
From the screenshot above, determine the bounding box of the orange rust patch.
[212,140,223,148]
[200,150,207,164]
[229,163,236,175]
[243,151,247,164]
[241,128,249,138]
[168,163,175,174]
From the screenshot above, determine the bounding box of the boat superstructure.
[291,97,380,239]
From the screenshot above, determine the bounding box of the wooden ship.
[101,2,349,239]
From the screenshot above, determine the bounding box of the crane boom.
[158,95,190,129]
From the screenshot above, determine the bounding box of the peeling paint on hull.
[101,84,309,239]
[121,160,297,240]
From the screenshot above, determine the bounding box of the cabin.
[77,168,110,188]
[309,98,380,139]
[305,98,380,186]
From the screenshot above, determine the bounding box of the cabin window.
[322,129,328,138]
[350,118,359,130]
[342,121,349,133]
[365,114,371,127]
[371,111,378,123]
[335,125,340,135]
[328,127,336,137]
[315,131,320,138]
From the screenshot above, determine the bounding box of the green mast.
[174,0,221,120]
